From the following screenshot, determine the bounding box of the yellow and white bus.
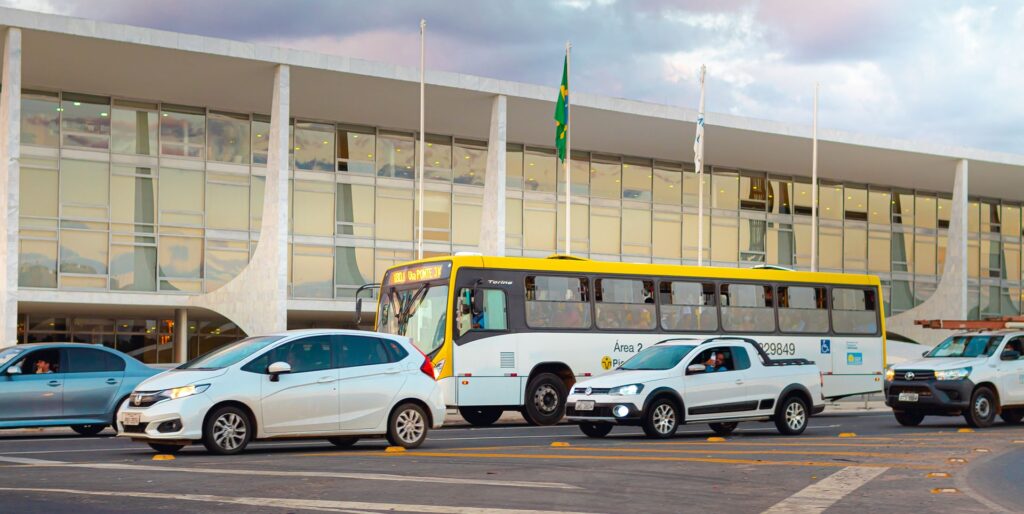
[369,254,885,426]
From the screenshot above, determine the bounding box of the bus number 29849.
[761,341,797,356]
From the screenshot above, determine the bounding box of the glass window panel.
[293,180,335,237]
[869,231,891,273]
[590,206,621,255]
[158,236,202,279]
[292,246,333,298]
[506,197,523,248]
[110,245,157,291]
[524,147,557,192]
[968,201,980,233]
[590,157,621,199]
[653,211,681,259]
[777,286,828,333]
[1005,241,1021,282]
[20,167,58,218]
[659,281,717,331]
[207,112,250,164]
[653,163,682,205]
[794,222,811,267]
[938,197,952,229]
[252,119,270,165]
[711,217,738,263]
[19,239,57,287]
[938,234,948,272]
[683,168,707,207]
[740,176,767,212]
[336,183,375,238]
[560,151,590,196]
[524,276,591,329]
[793,182,812,216]
[712,172,739,210]
[335,246,374,297]
[110,169,156,226]
[740,218,766,263]
[968,238,980,279]
[622,208,651,256]
[832,288,879,334]
[204,242,247,292]
[524,201,556,251]
[556,202,589,254]
[819,184,842,220]
[250,176,265,232]
[845,187,867,221]
[159,168,204,226]
[869,190,891,225]
[160,106,205,159]
[915,195,937,230]
[423,190,451,242]
[453,140,486,185]
[111,105,157,156]
[1003,205,1021,239]
[766,222,794,266]
[336,126,376,174]
[981,202,998,233]
[375,187,414,241]
[682,213,710,261]
[893,192,914,226]
[60,159,108,220]
[422,135,452,181]
[622,159,652,201]
[453,197,482,246]
[60,230,108,275]
[981,239,1001,278]
[293,121,334,172]
[506,144,524,189]
[21,92,60,147]
[61,93,110,150]
[819,225,842,270]
[915,234,936,276]
[892,232,913,273]
[720,283,775,332]
[769,179,792,215]
[377,132,415,179]
[206,179,249,231]
[844,225,867,271]
[595,279,656,330]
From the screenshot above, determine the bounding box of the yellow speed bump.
[957,428,974,433]
[550,441,571,447]
[948,457,967,464]
[152,454,175,461]
[926,472,952,478]
[384,446,407,453]
[1014,440,1024,444]
[931,488,959,494]
[706,437,726,443]
[974,448,991,453]
[838,432,857,438]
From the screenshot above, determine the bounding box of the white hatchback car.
[117,329,445,454]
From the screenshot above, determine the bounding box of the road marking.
[552,446,914,459]
[761,466,888,513]
[0,487,593,514]
[0,456,577,490]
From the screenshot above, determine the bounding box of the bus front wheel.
[459,407,503,427]
[522,373,567,426]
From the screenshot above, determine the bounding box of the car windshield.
[620,345,696,370]
[179,336,284,370]
[0,347,22,366]
[926,335,1002,358]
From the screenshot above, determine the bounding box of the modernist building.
[2,8,1023,360]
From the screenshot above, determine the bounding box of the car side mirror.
[5,365,21,376]
[355,298,363,325]
[267,361,291,382]
[922,350,929,357]
[686,364,705,375]
[1001,350,1021,361]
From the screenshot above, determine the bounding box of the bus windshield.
[926,335,1001,358]
[378,284,449,356]
[620,345,696,370]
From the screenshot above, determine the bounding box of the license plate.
[575,400,595,412]
[123,412,141,426]
[898,392,919,402]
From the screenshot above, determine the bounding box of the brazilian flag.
[554,55,569,162]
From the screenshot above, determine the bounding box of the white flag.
[693,65,706,173]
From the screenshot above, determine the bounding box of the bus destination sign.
[387,262,451,286]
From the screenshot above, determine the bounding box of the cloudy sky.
[5,0,1022,154]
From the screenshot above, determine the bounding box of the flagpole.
[696,65,706,266]
[811,82,819,272]
[417,19,426,260]
[564,41,572,256]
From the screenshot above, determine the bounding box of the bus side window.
[457,288,509,337]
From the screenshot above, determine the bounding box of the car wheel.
[964,387,997,428]
[327,436,360,448]
[894,411,925,426]
[642,398,679,438]
[709,422,738,436]
[459,407,504,427]
[522,373,567,426]
[147,442,185,454]
[578,422,613,438]
[774,395,809,436]
[71,424,107,436]
[202,406,252,455]
[1000,409,1024,425]
[387,402,429,449]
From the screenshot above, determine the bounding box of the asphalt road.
[1,411,1022,513]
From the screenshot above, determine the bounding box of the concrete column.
[189,64,290,337]
[0,28,22,348]
[887,159,969,346]
[173,308,188,363]
[479,94,507,256]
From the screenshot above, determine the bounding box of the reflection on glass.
[766,222,794,266]
[111,102,158,156]
[524,147,556,192]
[292,245,333,298]
[335,246,374,297]
[160,106,206,159]
[158,236,202,279]
[60,230,108,275]
[590,157,621,199]
[21,92,60,147]
[845,187,867,221]
[819,184,842,220]
[423,135,452,181]
[561,152,590,196]
[453,140,486,185]
[252,119,270,165]
[740,219,766,262]
[622,160,652,201]
[377,132,415,179]
[337,127,375,174]
[653,163,682,205]
[61,93,110,150]
[294,121,334,172]
[205,241,248,292]
[19,239,58,287]
[207,112,251,164]
[110,168,156,227]
[869,190,890,225]
[507,144,524,189]
[110,245,157,291]
[769,179,791,215]
[336,183,375,237]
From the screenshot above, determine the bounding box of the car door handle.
[317,376,334,383]
[47,380,60,387]
[384,368,401,374]
[734,379,744,385]
[106,379,119,385]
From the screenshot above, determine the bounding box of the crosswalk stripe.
[761,466,889,513]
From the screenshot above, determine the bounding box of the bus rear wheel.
[459,407,503,427]
[522,373,567,426]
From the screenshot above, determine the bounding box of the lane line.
[0,456,578,490]
[0,487,594,514]
[551,446,917,459]
[761,465,889,513]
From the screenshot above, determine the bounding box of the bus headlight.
[935,367,971,381]
[884,368,895,382]
[609,384,644,396]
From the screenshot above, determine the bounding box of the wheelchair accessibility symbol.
[820,339,831,354]
[601,355,613,370]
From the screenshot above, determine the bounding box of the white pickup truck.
[566,337,826,438]
[884,330,1024,428]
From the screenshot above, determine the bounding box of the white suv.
[566,337,825,438]
[885,331,1024,428]
[117,329,446,454]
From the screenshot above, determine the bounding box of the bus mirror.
[471,288,484,316]
[355,298,363,325]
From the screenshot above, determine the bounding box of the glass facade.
[13,89,1024,319]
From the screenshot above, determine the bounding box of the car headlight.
[160,384,210,401]
[608,384,644,396]
[935,367,971,381]
[433,359,446,378]
[884,368,895,382]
